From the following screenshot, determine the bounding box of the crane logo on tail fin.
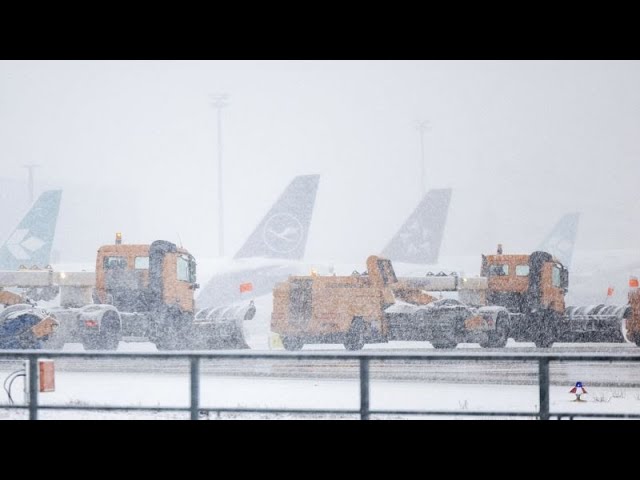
[233,175,319,261]
[399,220,434,256]
[6,229,46,260]
[263,214,303,254]
[381,188,452,265]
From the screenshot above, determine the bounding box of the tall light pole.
[416,120,431,197]
[211,94,230,257]
[23,164,40,205]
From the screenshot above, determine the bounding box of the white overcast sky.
[0,60,638,263]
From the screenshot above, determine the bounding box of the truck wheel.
[155,336,176,350]
[282,336,304,351]
[344,319,366,351]
[83,312,120,350]
[155,327,189,350]
[531,311,557,348]
[534,337,554,348]
[480,315,509,348]
[43,333,65,350]
[220,331,249,350]
[155,309,193,350]
[431,340,457,349]
[534,326,556,348]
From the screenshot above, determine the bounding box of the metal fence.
[2,350,640,420]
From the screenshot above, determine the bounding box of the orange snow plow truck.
[271,255,511,350]
[482,250,636,347]
[272,250,640,350]
[10,235,256,350]
[627,279,640,346]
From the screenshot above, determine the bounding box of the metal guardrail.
[2,350,640,420]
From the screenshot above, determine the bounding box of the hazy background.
[0,60,638,264]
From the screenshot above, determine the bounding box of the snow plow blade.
[563,304,632,343]
[0,304,58,349]
[193,301,256,349]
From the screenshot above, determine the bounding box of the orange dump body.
[272,255,435,339]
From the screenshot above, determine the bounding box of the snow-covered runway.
[2,370,640,420]
[8,341,640,386]
[3,342,640,419]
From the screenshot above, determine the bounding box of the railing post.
[538,358,550,421]
[190,357,200,421]
[28,355,38,421]
[359,358,370,420]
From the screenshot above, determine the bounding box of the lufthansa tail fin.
[381,188,452,265]
[0,190,62,270]
[537,212,580,268]
[233,175,320,260]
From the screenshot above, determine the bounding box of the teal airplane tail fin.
[0,190,62,270]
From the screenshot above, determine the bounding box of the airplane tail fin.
[0,190,62,270]
[233,175,320,260]
[537,212,580,268]
[381,188,452,264]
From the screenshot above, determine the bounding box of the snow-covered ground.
[2,367,640,419]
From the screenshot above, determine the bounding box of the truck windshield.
[552,264,562,287]
[177,255,196,283]
[104,256,127,270]
[488,264,509,277]
[135,256,149,270]
[377,259,397,285]
[190,258,197,282]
